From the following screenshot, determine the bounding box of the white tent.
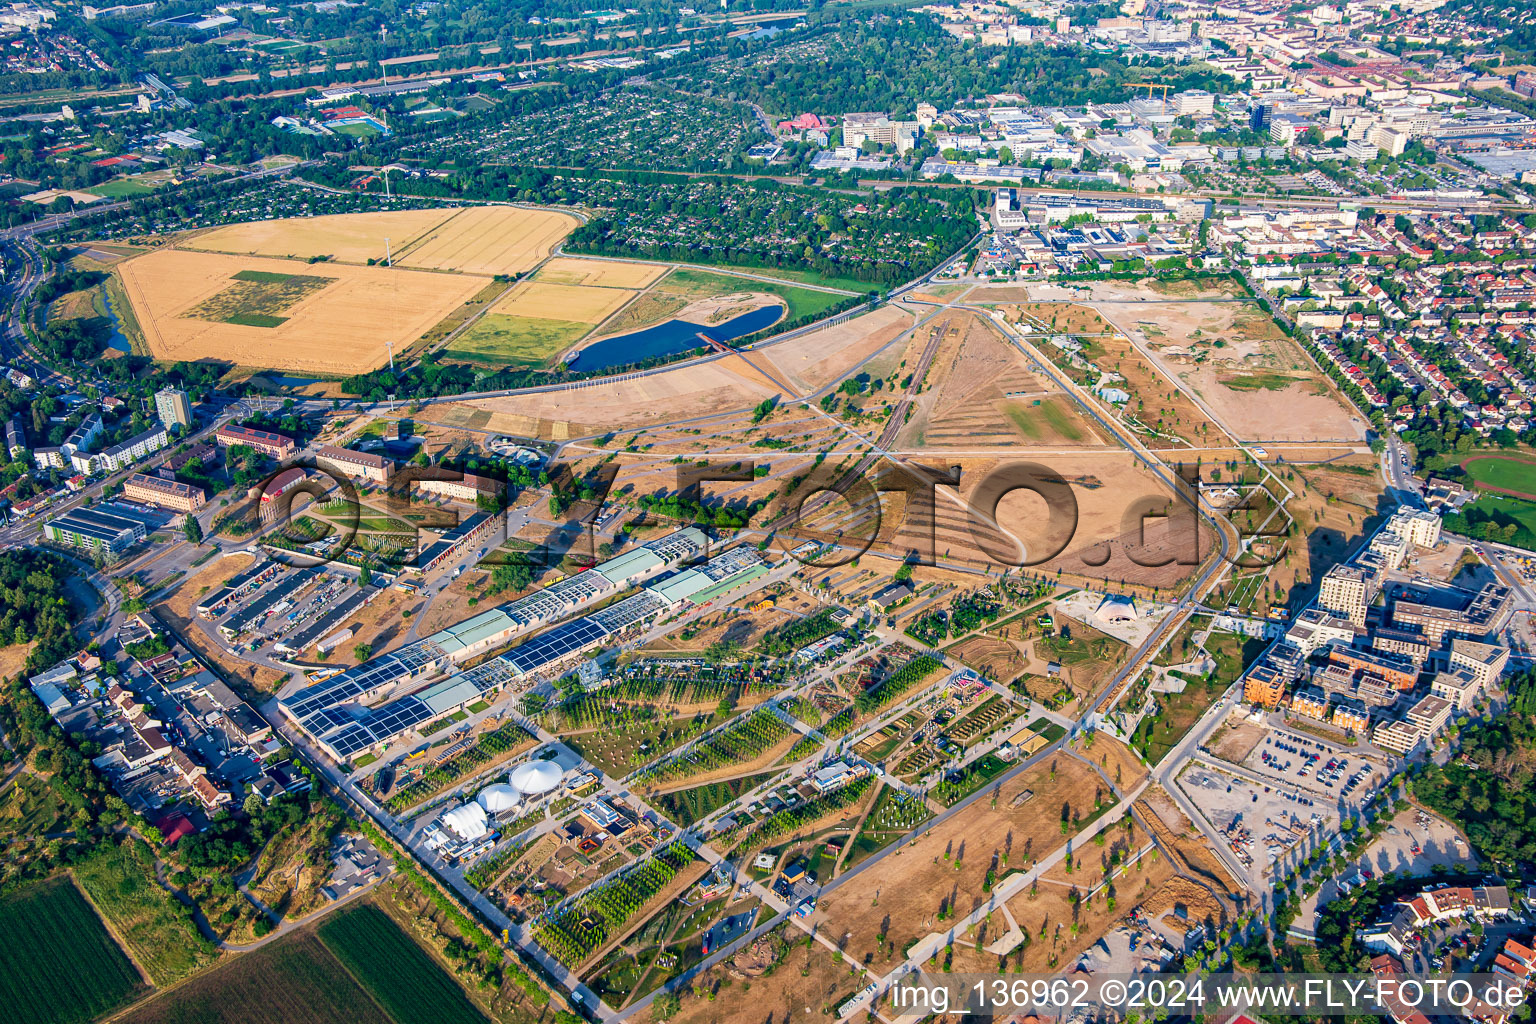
[477,783,522,815]
[441,802,490,842]
[509,759,563,797]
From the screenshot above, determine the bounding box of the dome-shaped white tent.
[477,783,521,814]
[441,802,489,842]
[509,759,563,797]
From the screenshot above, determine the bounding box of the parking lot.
[1248,736,1374,801]
[1239,725,1383,804]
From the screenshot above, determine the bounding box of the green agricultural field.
[447,313,590,366]
[121,931,392,1024]
[1461,454,1536,498]
[72,839,218,985]
[318,903,488,1024]
[0,878,145,1024]
[188,271,333,328]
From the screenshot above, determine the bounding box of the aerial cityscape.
[8,0,1536,1022]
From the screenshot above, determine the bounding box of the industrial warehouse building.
[279,532,770,762]
[42,503,153,557]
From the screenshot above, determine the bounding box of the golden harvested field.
[491,280,637,323]
[395,206,578,275]
[538,257,666,289]
[118,248,489,375]
[187,208,455,264]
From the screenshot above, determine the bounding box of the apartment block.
[316,444,394,484]
[123,472,206,513]
[1319,564,1373,625]
[154,387,192,430]
[216,423,297,459]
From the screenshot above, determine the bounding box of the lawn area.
[87,177,157,198]
[663,267,850,322]
[1221,370,1299,391]
[1025,716,1067,743]
[0,877,146,1024]
[1131,628,1265,764]
[446,312,590,366]
[317,902,488,1024]
[932,753,1012,806]
[120,931,392,1024]
[1040,397,1085,440]
[1445,494,1536,548]
[72,839,218,985]
[712,264,872,294]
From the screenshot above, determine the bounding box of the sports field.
[189,209,455,264]
[1461,453,1536,500]
[118,248,488,375]
[0,877,146,1024]
[394,206,578,275]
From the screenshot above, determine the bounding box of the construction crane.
[1133,82,1172,112]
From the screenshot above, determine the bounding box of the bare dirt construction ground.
[1138,784,1243,898]
[118,248,488,375]
[763,303,918,393]
[897,311,1107,451]
[1004,299,1230,449]
[1242,454,1385,616]
[634,927,862,1024]
[1207,718,1266,764]
[455,357,777,438]
[883,453,1211,595]
[1029,279,1364,444]
[814,755,1104,974]
[185,208,456,263]
[393,205,578,275]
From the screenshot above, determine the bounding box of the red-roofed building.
[777,112,827,135]
[154,812,195,845]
